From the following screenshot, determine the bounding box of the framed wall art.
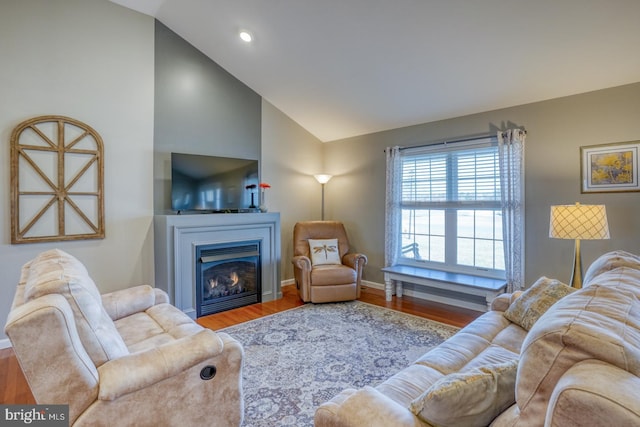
[10,115,105,244]
[581,140,640,193]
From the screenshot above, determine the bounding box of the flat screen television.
[171,152,259,213]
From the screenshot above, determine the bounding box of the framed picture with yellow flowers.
[581,141,640,193]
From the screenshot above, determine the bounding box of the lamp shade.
[549,203,610,240]
[314,174,332,184]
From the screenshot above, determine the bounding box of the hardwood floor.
[0,285,481,404]
[0,346,35,405]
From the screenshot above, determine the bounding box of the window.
[398,138,505,278]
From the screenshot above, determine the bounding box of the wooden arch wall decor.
[10,115,105,244]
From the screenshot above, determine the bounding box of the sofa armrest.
[6,294,100,417]
[97,329,225,400]
[315,386,423,427]
[545,360,640,427]
[490,291,523,312]
[101,285,157,320]
[153,287,170,304]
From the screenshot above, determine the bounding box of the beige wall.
[324,83,640,287]
[261,100,325,279]
[0,0,155,342]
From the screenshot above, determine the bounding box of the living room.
[2,0,639,321]
[1,0,640,424]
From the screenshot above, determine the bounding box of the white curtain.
[384,146,402,268]
[498,129,526,292]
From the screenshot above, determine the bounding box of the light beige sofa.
[5,249,244,427]
[315,250,640,427]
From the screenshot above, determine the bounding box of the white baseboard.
[281,279,383,290]
[281,279,296,287]
[0,338,11,350]
[362,280,384,290]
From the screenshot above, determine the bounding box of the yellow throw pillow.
[409,359,518,427]
[503,276,575,331]
[308,238,341,266]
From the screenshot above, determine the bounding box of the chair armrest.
[292,255,312,271]
[97,329,224,400]
[546,360,640,426]
[292,255,312,301]
[342,253,368,270]
[490,291,523,312]
[101,285,157,320]
[6,295,100,412]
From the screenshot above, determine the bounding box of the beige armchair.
[4,249,244,427]
[292,221,367,303]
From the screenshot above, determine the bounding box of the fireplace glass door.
[196,241,261,317]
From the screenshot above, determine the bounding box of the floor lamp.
[314,174,332,220]
[549,202,610,288]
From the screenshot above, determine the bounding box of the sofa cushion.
[583,250,640,287]
[23,249,129,366]
[515,267,640,425]
[379,311,522,408]
[503,277,575,331]
[414,312,522,374]
[409,359,518,427]
[309,238,341,265]
[115,303,204,353]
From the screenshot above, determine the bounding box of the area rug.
[219,301,459,427]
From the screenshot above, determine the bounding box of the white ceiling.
[111,0,640,142]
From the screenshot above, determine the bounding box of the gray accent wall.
[324,83,640,289]
[151,21,325,280]
[153,20,262,213]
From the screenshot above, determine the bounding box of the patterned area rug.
[220,301,459,426]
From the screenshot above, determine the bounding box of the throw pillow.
[308,238,341,266]
[409,359,518,427]
[503,276,575,331]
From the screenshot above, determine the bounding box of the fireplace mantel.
[154,212,281,318]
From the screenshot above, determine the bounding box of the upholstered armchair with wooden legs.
[292,221,367,303]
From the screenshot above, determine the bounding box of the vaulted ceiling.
[111,0,640,142]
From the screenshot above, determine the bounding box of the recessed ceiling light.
[239,31,253,43]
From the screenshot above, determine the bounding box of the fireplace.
[154,212,281,318]
[195,241,261,317]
